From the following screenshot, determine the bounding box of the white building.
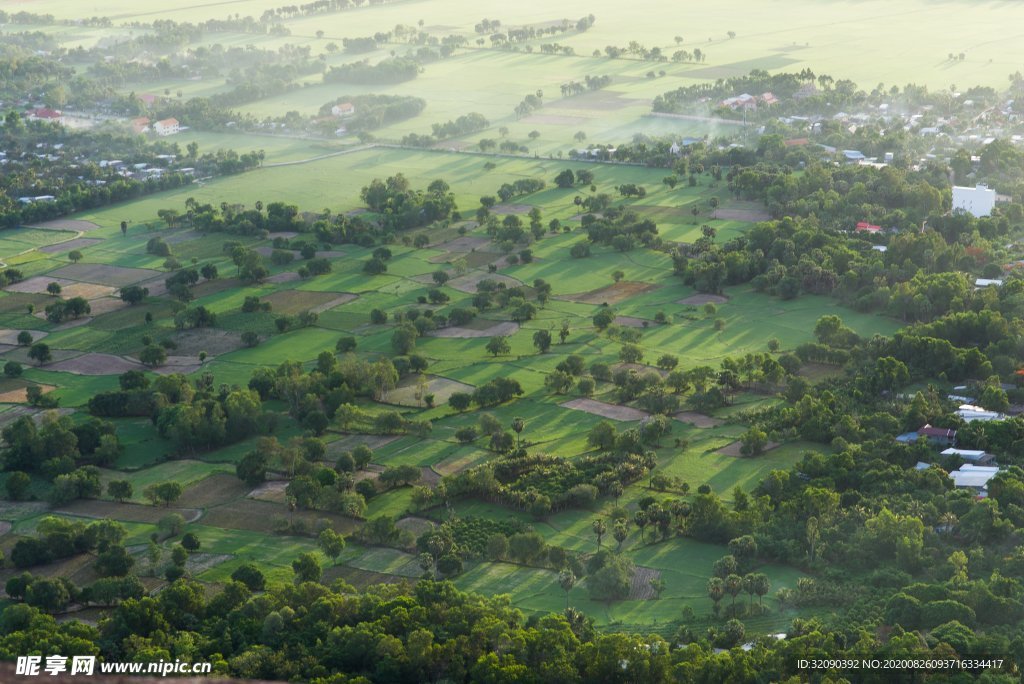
[153,118,180,136]
[956,404,1004,423]
[331,102,355,117]
[952,184,996,217]
[941,448,995,465]
[975,278,1004,288]
[949,464,1001,494]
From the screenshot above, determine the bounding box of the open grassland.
[0,126,896,632]
[29,0,1024,93]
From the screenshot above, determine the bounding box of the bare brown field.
[673,411,724,428]
[419,467,441,487]
[185,552,232,576]
[38,238,102,254]
[427,321,519,338]
[0,383,54,403]
[50,263,162,287]
[48,353,140,375]
[134,275,168,297]
[6,276,78,294]
[438,235,491,251]
[562,281,658,306]
[464,251,503,268]
[152,355,203,375]
[629,566,663,600]
[382,376,474,407]
[715,208,771,222]
[491,203,532,215]
[179,474,251,509]
[263,289,349,315]
[266,271,301,284]
[172,329,244,356]
[561,398,649,421]
[56,499,199,524]
[201,499,359,534]
[677,294,729,306]
[26,219,100,232]
[4,346,81,365]
[309,293,358,313]
[191,277,244,298]
[86,297,127,315]
[0,292,50,312]
[446,272,522,293]
[326,434,400,455]
[613,315,651,328]
[0,329,46,345]
[249,480,288,503]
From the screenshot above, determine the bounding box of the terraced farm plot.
[47,353,140,375]
[0,329,47,345]
[26,219,101,232]
[561,398,649,421]
[49,263,162,287]
[0,383,53,403]
[38,238,102,254]
[262,289,355,316]
[170,328,245,356]
[427,321,520,339]
[382,375,474,407]
[561,281,658,305]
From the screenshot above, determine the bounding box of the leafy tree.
[120,286,148,305]
[317,528,346,565]
[486,336,511,357]
[587,553,634,604]
[592,519,607,550]
[231,563,265,591]
[107,480,133,503]
[559,569,576,609]
[28,343,52,366]
[181,533,201,552]
[144,482,183,507]
[292,552,323,583]
[5,471,30,500]
[532,329,552,353]
[139,345,167,368]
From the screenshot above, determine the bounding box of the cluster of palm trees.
[707,572,771,616]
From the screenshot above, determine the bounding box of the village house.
[26,108,62,124]
[948,464,1001,496]
[720,93,778,111]
[952,183,996,217]
[855,221,882,233]
[918,424,957,446]
[941,448,995,465]
[331,102,356,117]
[153,118,180,136]
[955,404,1005,423]
[130,117,150,134]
